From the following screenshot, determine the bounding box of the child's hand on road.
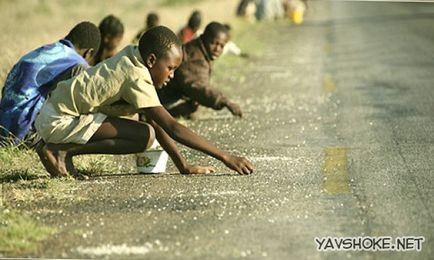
[226,102,243,117]
[223,155,254,175]
[180,165,216,174]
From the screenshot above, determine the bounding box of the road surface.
[12,1,434,259]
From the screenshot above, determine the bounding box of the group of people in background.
[0,0,308,178]
[237,0,308,24]
[92,10,245,121]
[0,2,259,179]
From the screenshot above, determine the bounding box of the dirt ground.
[0,0,239,96]
[3,0,433,259]
[0,0,262,257]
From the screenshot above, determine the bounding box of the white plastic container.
[136,140,168,174]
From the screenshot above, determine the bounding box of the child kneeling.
[35,26,253,179]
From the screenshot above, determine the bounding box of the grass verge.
[0,209,55,256]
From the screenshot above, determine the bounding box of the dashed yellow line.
[322,146,351,194]
[323,74,336,93]
[324,43,333,54]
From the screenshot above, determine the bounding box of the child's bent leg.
[38,117,155,178]
[86,117,155,152]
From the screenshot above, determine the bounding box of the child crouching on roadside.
[35,26,254,179]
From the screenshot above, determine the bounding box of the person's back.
[0,21,100,146]
[255,0,284,20]
[41,45,159,124]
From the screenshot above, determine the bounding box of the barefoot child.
[0,21,100,146]
[34,26,254,179]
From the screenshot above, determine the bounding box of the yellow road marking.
[322,147,351,194]
[323,74,336,93]
[324,43,333,54]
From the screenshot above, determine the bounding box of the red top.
[178,27,195,44]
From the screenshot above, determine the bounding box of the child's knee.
[131,122,155,150]
[143,123,155,149]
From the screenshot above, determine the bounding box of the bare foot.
[36,141,62,177]
[36,141,68,178]
[65,156,89,180]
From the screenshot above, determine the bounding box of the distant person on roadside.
[0,22,100,147]
[255,0,284,21]
[236,0,256,23]
[178,10,202,44]
[284,0,307,25]
[236,0,253,17]
[222,24,249,58]
[34,26,254,180]
[133,12,160,44]
[91,14,124,65]
[158,22,243,119]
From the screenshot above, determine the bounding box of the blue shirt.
[0,39,88,144]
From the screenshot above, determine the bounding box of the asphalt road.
[19,1,434,259]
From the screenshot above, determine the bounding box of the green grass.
[0,146,46,181]
[0,148,136,256]
[0,209,55,255]
[3,178,85,204]
[0,145,135,181]
[0,144,135,205]
[75,154,135,176]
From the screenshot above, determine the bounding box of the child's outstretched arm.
[144,106,254,175]
[146,117,216,174]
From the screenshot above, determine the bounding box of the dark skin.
[144,46,252,174]
[90,34,124,65]
[204,31,228,61]
[35,45,96,179]
[75,47,95,64]
[102,34,123,59]
[36,117,155,179]
[37,44,254,179]
[203,32,243,117]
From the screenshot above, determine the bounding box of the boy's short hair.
[138,26,181,59]
[99,14,124,38]
[65,21,101,52]
[202,22,228,42]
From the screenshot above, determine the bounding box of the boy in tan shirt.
[35,26,254,179]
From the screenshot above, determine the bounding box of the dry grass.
[0,146,46,181]
[0,0,245,180]
[0,0,262,255]
[0,0,239,98]
[0,0,254,182]
[0,0,261,185]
